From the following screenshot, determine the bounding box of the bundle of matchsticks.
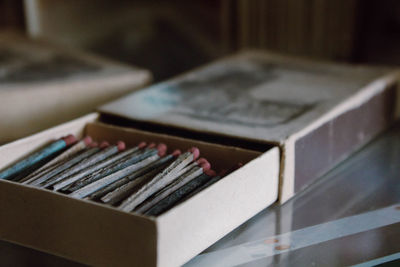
[0,135,240,216]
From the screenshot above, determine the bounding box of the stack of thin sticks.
[0,135,240,216]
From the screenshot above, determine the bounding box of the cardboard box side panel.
[294,83,397,193]
[0,180,157,267]
[157,147,280,267]
[86,122,262,172]
[291,71,399,141]
[0,113,99,169]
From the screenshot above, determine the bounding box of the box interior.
[99,113,277,152]
[84,121,279,266]
[0,115,280,266]
[87,121,265,174]
[0,117,272,216]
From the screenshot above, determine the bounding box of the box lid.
[99,50,394,145]
[0,30,150,90]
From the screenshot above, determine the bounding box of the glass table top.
[1,122,400,267]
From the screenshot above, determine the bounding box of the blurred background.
[1,0,400,143]
[2,0,400,82]
[0,2,400,266]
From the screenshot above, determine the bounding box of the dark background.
[1,0,400,81]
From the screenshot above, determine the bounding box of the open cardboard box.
[0,51,399,266]
[0,113,279,267]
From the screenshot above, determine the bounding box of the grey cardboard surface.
[99,50,399,202]
[99,51,392,144]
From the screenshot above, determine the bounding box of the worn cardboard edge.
[156,147,280,267]
[278,140,295,203]
[279,70,400,203]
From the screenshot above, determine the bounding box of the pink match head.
[99,141,110,148]
[200,161,211,171]
[83,136,92,146]
[196,158,209,165]
[172,149,181,157]
[89,142,98,148]
[189,147,200,160]
[205,169,216,177]
[62,134,77,146]
[148,142,156,149]
[138,142,147,149]
[157,143,167,156]
[116,141,126,151]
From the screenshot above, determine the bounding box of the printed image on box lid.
[99,51,393,144]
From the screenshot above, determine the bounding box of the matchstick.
[0,135,76,180]
[38,141,126,188]
[118,147,200,212]
[135,158,211,213]
[51,142,146,191]
[19,136,92,183]
[69,144,167,199]
[62,143,163,192]
[100,150,181,205]
[145,169,216,216]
